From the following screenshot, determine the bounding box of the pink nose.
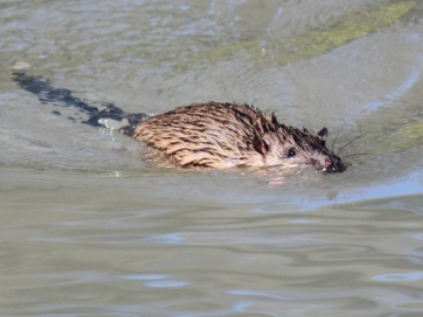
[325,158,332,167]
[325,156,346,173]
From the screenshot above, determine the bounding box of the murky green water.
[1,0,423,316]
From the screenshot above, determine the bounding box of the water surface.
[1,0,423,316]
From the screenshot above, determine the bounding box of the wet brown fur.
[132,102,344,172]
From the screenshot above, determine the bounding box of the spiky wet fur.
[133,102,341,171]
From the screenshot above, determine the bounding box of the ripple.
[121,274,191,288]
[144,280,190,288]
[373,272,423,282]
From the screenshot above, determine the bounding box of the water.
[1,0,423,316]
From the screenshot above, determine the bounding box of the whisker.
[331,126,344,151]
[338,134,364,153]
[343,153,372,158]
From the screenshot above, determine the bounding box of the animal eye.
[287,148,297,158]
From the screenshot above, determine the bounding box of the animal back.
[132,102,277,168]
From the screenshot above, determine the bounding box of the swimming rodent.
[12,72,345,173]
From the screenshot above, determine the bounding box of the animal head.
[253,126,345,172]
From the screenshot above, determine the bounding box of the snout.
[324,155,346,173]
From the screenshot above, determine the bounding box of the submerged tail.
[12,72,148,135]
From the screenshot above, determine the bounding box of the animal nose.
[325,155,346,173]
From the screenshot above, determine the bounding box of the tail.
[12,71,148,135]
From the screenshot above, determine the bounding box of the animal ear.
[253,135,269,156]
[317,127,328,142]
